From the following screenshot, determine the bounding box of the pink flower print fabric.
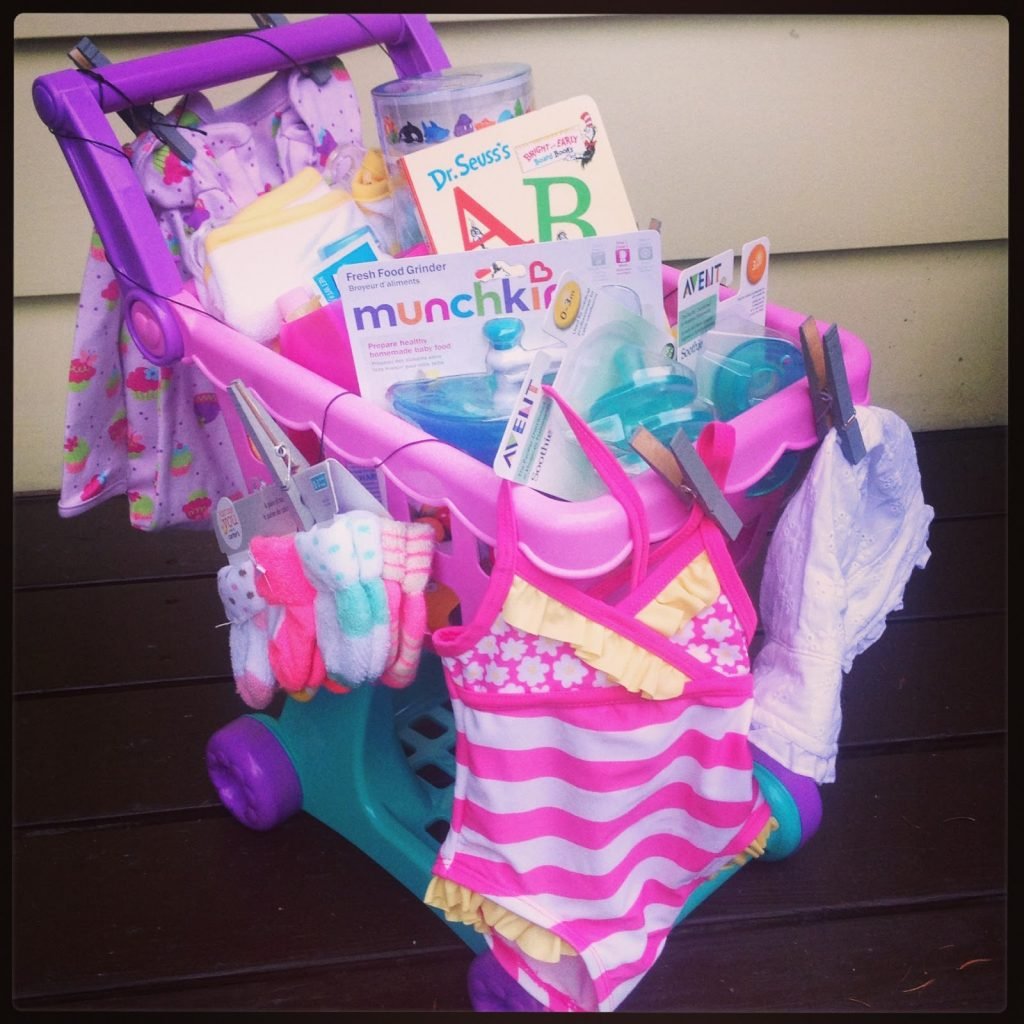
[447,614,618,696]
[667,593,751,676]
[448,594,749,696]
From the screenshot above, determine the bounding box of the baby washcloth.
[204,171,374,342]
[250,533,327,694]
[294,512,389,690]
[749,405,934,783]
[380,519,436,689]
[346,509,392,682]
[217,556,279,709]
[229,166,331,222]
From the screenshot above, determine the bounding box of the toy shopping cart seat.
[33,13,869,1011]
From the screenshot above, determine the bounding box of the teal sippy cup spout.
[484,316,525,352]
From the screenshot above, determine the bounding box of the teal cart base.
[206,652,818,959]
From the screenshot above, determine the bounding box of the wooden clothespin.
[227,380,315,530]
[630,426,743,540]
[68,37,196,164]
[250,14,333,86]
[799,317,866,465]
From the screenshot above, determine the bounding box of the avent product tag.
[493,273,674,501]
[671,237,801,418]
[674,237,769,332]
[675,248,734,368]
[492,350,565,492]
[215,488,305,562]
[673,237,770,375]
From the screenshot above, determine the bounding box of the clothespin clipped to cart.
[250,14,333,85]
[629,426,744,541]
[798,317,866,465]
[227,379,316,530]
[68,37,196,164]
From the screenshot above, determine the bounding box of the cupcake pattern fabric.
[60,63,365,530]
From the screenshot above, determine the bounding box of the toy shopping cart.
[33,13,870,1012]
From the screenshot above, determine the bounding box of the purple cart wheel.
[206,716,303,831]
[468,951,544,1012]
[752,747,823,852]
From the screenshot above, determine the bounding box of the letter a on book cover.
[398,96,638,254]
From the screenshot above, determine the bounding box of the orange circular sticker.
[552,279,582,329]
[746,243,767,285]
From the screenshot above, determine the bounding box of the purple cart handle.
[32,15,449,324]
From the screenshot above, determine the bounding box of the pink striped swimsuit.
[425,394,773,1012]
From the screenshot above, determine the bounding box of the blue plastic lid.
[483,317,525,351]
[711,337,806,421]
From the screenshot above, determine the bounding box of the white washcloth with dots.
[346,509,391,681]
[749,405,934,784]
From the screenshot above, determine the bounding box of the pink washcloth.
[250,533,327,693]
[380,519,407,671]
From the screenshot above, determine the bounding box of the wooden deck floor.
[12,426,1007,1013]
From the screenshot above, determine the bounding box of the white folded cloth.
[749,405,934,783]
[204,168,374,342]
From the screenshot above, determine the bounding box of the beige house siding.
[13,13,1007,492]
